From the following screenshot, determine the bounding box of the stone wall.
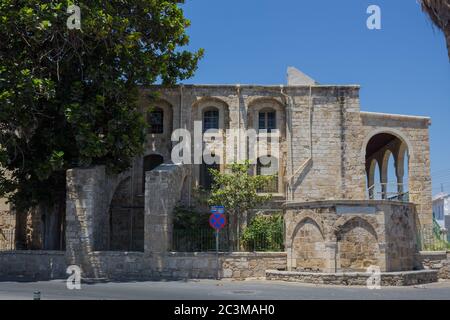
[285,200,418,273]
[144,163,188,254]
[66,166,108,277]
[288,87,367,202]
[0,250,286,281]
[147,85,361,202]
[0,82,433,282]
[416,251,450,279]
[151,252,287,279]
[143,86,432,229]
[0,251,66,280]
[360,112,432,228]
[0,210,14,250]
[81,252,147,280]
[0,197,8,212]
[266,269,438,286]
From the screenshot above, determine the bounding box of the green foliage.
[417,222,450,251]
[0,1,203,210]
[207,160,274,216]
[207,160,275,250]
[241,214,284,252]
[173,205,209,230]
[172,205,221,252]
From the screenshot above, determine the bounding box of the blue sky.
[181,0,450,195]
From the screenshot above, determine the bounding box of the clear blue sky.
[181,0,450,195]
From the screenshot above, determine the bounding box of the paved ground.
[0,279,450,300]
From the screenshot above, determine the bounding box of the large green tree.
[0,1,203,212]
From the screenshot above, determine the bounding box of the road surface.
[0,279,450,300]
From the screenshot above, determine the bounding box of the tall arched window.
[203,109,219,132]
[147,107,164,134]
[142,154,164,192]
[258,109,276,132]
[256,156,279,193]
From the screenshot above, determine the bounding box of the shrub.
[241,214,284,252]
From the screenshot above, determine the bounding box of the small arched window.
[147,107,164,134]
[203,109,219,132]
[142,154,164,192]
[258,110,276,132]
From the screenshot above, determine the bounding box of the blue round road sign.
[209,213,226,231]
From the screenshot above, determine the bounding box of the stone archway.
[336,217,380,272]
[364,132,410,201]
[109,177,144,252]
[291,217,326,271]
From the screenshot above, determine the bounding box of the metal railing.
[172,228,230,252]
[0,229,14,251]
[172,227,285,252]
[241,231,284,252]
[367,183,409,202]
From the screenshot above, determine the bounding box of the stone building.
[0,68,434,280]
[0,198,14,251]
[433,192,450,227]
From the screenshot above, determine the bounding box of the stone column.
[66,166,106,278]
[323,242,338,273]
[408,127,433,229]
[395,156,405,198]
[367,163,375,200]
[380,157,388,200]
[144,164,185,255]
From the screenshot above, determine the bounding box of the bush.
[173,205,210,230]
[241,214,284,252]
[172,205,226,252]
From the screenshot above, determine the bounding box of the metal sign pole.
[216,229,220,280]
[210,205,226,281]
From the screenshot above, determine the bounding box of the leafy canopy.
[208,161,274,216]
[0,0,203,210]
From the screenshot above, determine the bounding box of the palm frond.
[419,0,450,60]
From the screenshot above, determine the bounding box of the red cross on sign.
[209,213,226,231]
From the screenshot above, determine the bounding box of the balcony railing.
[367,183,409,202]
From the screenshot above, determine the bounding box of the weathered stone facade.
[0,74,435,284]
[416,251,450,279]
[0,251,66,280]
[285,201,418,273]
[266,269,439,286]
[0,207,14,251]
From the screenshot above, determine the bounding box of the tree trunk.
[228,213,236,251]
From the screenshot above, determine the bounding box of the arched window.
[365,133,409,201]
[147,107,164,134]
[258,110,276,132]
[142,154,164,192]
[203,109,219,132]
[200,161,219,190]
[256,156,279,193]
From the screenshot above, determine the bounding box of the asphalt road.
[0,279,450,300]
